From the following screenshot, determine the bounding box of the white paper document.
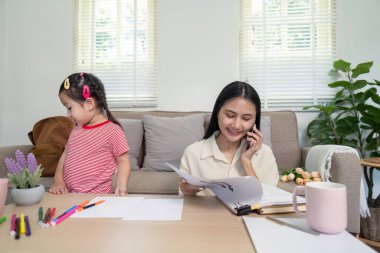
[167,163,263,214]
[123,199,184,221]
[71,197,184,221]
[243,217,376,253]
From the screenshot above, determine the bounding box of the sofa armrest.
[301,146,311,167]
[0,145,33,178]
[330,152,361,234]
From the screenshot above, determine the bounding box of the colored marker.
[20,213,26,234]
[77,200,106,212]
[47,208,56,225]
[51,206,79,226]
[43,208,51,224]
[10,214,16,236]
[38,207,43,225]
[52,205,77,223]
[25,216,31,236]
[15,218,20,240]
[74,200,90,212]
[78,200,90,208]
[0,216,6,224]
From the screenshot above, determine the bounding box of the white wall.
[0,0,6,145]
[157,0,240,111]
[1,0,71,146]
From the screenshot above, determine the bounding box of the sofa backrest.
[262,111,301,171]
[112,110,300,172]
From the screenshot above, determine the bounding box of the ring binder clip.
[234,202,251,216]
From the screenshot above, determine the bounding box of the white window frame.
[240,0,337,110]
[72,0,157,108]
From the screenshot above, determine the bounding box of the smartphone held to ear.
[246,124,255,150]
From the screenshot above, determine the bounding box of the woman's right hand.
[179,178,203,196]
[49,180,68,194]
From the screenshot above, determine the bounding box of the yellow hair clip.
[64,78,70,89]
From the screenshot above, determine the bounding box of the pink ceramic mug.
[293,181,347,234]
[0,178,8,216]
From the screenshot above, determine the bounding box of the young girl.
[180,81,279,195]
[49,72,130,195]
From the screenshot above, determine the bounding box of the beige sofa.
[0,111,361,234]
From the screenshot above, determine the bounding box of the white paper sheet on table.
[243,217,376,253]
[123,199,184,221]
[71,197,184,221]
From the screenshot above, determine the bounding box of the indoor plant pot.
[5,150,44,206]
[10,184,45,206]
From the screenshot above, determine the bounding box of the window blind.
[73,0,157,108]
[240,0,337,110]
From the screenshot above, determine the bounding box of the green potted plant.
[5,149,45,205]
[304,59,380,241]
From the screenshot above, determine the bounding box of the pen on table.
[47,208,56,226]
[0,216,7,224]
[38,206,43,225]
[43,207,51,225]
[15,217,20,240]
[25,215,31,236]
[10,214,16,236]
[52,205,78,223]
[76,200,106,212]
[266,217,320,236]
[51,206,80,226]
[79,200,90,207]
[20,213,26,234]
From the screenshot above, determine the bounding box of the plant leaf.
[333,60,351,72]
[351,61,373,78]
[352,80,367,91]
[328,80,351,89]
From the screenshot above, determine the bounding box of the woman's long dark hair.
[204,81,261,139]
[59,72,121,127]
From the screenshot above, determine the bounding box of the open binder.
[166,163,263,215]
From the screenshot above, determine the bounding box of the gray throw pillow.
[142,114,205,172]
[119,119,144,170]
[261,116,272,148]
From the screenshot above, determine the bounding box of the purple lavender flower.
[27,153,38,173]
[5,158,22,174]
[15,149,27,168]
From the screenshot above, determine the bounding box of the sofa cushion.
[119,119,144,170]
[142,114,205,172]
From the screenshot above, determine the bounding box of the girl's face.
[217,97,256,144]
[59,92,91,126]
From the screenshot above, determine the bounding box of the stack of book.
[254,184,306,215]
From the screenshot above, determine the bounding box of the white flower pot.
[10,184,45,206]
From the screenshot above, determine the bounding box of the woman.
[180,81,279,195]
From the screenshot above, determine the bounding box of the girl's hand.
[115,185,128,196]
[179,178,203,196]
[241,125,263,161]
[49,181,68,194]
